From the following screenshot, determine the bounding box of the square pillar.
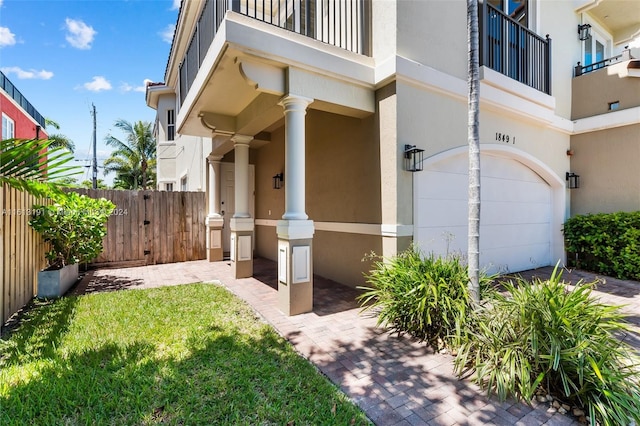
[206,217,224,262]
[230,218,254,278]
[277,220,314,316]
[206,154,224,261]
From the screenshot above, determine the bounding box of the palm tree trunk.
[467,0,481,302]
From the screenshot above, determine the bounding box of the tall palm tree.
[467,0,481,302]
[104,120,156,190]
[45,118,75,153]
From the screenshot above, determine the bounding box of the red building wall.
[0,92,49,139]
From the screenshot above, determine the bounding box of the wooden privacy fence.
[71,189,206,267]
[1,184,49,325]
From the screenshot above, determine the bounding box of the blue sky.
[0,0,179,184]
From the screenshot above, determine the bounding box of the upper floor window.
[167,109,175,141]
[181,176,188,191]
[2,113,15,140]
[488,0,528,27]
[165,182,174,192]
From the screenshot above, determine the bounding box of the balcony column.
[206,154,224,262]
[276,94,314,316]
[230,135,254,279]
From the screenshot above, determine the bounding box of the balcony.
[178,0,370,107]
[574,48,634,77]
[479,1,552,95]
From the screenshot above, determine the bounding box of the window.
[167,109,175,141]
[608,101,620,111]
[165,183,174,191]
[2,113,15,139]
[488,0,528,27]
[181,176,188,191]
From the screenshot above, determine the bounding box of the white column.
[276,94,315,316]
[230,134,254,278]
[206,155,222,219]
[232,135,253,218]
[279,95,312,220]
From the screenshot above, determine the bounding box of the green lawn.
[0,283,370,425]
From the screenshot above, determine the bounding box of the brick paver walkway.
[73,259,640,425]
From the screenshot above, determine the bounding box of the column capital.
[207,154,223,164]
[231,134,253,146]
[278,94,313,111]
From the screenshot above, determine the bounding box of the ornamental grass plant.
[358,247,489,349]
[454,267,640,426]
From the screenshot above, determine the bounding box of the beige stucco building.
[147,0,640,315]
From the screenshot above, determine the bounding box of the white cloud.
[1,66,53,80]
[0,26,16,47]
[82,76,112,92]
[171,0,180,10]
[159,24,175,44]
[120,79,153,93]
[0,0,4,7]
[64,18,96,49]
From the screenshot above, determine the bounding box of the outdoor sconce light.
[578,23,591,41]
[404,144,425,172]
[273,173,284,189]
[566,172,580,189]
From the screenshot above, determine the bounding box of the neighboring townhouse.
[568,12,640,216]
[147,0,640,315]
[147,82,209,192]
[1,71,49,140]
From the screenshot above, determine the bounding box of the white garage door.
[414,152,552,274]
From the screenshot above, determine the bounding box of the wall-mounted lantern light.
[578,23,591,41]
[404,144,425,172]
[566,172,580,189]
[273,173,284,189]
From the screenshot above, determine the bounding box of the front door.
[219,162,255,254]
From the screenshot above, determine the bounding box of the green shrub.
[358,247,487,348]
[454,267,640,426]
[29,192,115,269]
[564,211,640,280]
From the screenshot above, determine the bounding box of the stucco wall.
[572,68,640,119]
[570,124,640,215]
[396,81,570,184]
[0,93,48,139]
[397,0,467,81]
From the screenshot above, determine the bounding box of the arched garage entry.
[414,145,566,275]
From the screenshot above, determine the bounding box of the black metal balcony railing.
[178,0,370,106]
[574,49,633,77]
[479,1,552,95]
[0,71,46,128]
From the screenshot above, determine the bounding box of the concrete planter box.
[37,263,79,299]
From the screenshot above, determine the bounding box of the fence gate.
[72,189,206,267]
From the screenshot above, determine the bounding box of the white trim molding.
[256,219,414,237]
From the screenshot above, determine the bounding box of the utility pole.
[92,103,98,189]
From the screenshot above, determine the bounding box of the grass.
[0,283,370,425]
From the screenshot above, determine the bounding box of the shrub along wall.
[564,211,640,281]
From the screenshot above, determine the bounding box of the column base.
[206,216,224,262]
[277,220,314,316]
[231,218,254,279]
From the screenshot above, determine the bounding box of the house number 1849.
[495,132,516,144]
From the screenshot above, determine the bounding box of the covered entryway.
[414,147,560,274]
